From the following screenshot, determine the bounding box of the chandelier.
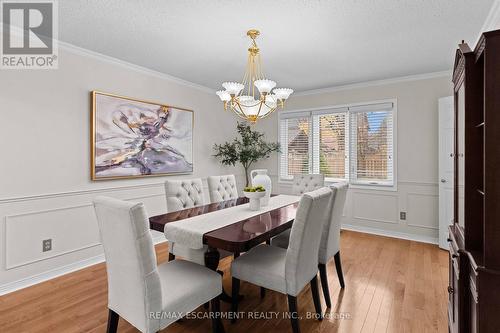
[216,29,293,123]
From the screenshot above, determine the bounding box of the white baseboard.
[0,235,167,296]
[341,223,439,245]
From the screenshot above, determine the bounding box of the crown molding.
[2,23,214,94]
[477,0,500,44]
[293,71,452,97]
[58,41,215,94]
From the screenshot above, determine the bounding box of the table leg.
[204,247,243,304]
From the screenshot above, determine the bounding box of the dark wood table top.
[149,196,298,253]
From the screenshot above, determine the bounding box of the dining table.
[149,195,300,302]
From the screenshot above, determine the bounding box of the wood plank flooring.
[0,231,449,333]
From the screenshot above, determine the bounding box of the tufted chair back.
[292,174,325,195]
[207,175,239,203]
[164,178,205,212]
[93,196,162,333]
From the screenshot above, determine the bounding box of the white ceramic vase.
[251,169,272,206]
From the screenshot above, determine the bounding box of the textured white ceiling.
[59,0,494,92]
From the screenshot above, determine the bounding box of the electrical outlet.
[42,239,52,252]
[400,212,407,220]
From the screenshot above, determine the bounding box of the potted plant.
[213,122,280,186]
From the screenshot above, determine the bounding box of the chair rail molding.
[0,182,166,203]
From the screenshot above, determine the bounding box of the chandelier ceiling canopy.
[216,29,293,123]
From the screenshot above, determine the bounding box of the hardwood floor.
[0,231,449,333]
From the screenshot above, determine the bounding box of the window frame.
[278,99,398,191]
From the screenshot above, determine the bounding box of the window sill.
[277,179,397,192]
[347,183,397,192]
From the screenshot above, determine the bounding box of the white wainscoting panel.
[407,192,439,230]
[352,192,399,224]
[276,180,439,244]
[0,175,249,294]
[5,203,99,269]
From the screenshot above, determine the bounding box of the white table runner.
[164,195,300,250]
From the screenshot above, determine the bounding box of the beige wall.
[0,45,241,292]
[257,75,453,243]
[0,47,453,293]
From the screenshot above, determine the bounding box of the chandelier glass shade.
[216,29,293,123]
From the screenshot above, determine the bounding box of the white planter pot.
[250,169,272,206]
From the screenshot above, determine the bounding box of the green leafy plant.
[243,185,266,192]
[213,122,281,186]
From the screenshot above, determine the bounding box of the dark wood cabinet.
[449,29,500,333]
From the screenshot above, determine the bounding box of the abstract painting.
[91,91,193,180]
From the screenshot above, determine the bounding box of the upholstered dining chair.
[207,175,239,203]
[164,178,207,264]
[93,196,224,333]
[291,174,325,195]
[264,173,325,277]
[272,182,348,308]
[230,187,333,333]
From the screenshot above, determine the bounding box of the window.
[312,112,348,179]
[279,114,311,177]
[279,101,396,187]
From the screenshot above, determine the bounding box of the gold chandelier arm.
[263,101,277,109]
[255,100,264,118]
[229,103,247,120]
[259,108,277,119]
[233,100,248,117]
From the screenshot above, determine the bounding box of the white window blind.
[349,108,394,185]
[279,116,311,179]
[312,112,348,179]
[279,101,395,187]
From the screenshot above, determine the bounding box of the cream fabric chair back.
[164,178,204,211]
[285,187,332,295]
[318,183,348,264]
[207,175,239,203]
[292,174,325,195]
[93,196,162,333]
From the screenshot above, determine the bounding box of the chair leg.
[168,252,175,261]
[334,251,345,288]
[287,295,300,333]
[318,263,332,308]
[260,287,266,299]
[231,277,240,324]
[211,295,225,333]
[310,275,323,320]
[106,309,119,333]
